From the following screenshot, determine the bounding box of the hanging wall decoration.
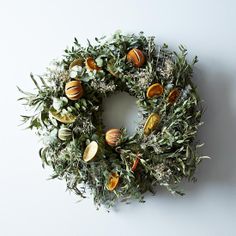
[18,32,207,209]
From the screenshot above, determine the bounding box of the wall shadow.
[184,64,236,191]
[102,92,142,135]
[118,62,236,204]
[108,63,236,208]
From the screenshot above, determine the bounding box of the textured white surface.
[0,0,236,235]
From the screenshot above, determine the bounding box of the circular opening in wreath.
[102,92,142,135]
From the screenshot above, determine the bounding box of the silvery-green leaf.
[67,107,72,112]
[91,134,98,140]
[61,109,68,115]
[49,115,58,127]
[61,97,68,105]
[70,70,77,78]
[95,57,103,67]
[49,129,58,143]
[166,83,174,89]
[75,103,80,110]
[77,66,83,73]
[52,97,63,110]
[80,76,91,82]
[70,65,80,71]
[86,139,90,145]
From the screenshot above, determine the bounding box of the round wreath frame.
[19,32,205,208]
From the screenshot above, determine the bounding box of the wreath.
[19,32,206,208]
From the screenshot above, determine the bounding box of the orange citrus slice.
[106,172,119,191]
[167,88,180,104]
[146,83,164,98]
[83,141,99,162]
[49,108,77,124]
[85,57,101,71]
[69,58,83,69]
[144,113,160,136]
[105,128,121,147]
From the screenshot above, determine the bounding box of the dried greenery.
[18,32,206,209]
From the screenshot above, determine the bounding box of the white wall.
[0,0,236,235]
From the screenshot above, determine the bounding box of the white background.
[0,0,236,235]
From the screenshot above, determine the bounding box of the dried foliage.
[18,32,206,209]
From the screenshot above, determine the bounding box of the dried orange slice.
[144,113,160,136]
[69,58,83,69]
[167,88,180,104]
[83,141,98,162]
[146,83,164,98]
[106,172,119,191]
[85,57,101,71]
[105,128,121,147]
[49,108,77,124]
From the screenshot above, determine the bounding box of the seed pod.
[65,80,83,101]
[105,128,121,147]
[127,48,145,67]
[58,128,72,141]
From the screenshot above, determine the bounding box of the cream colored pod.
[58,127,72,141]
